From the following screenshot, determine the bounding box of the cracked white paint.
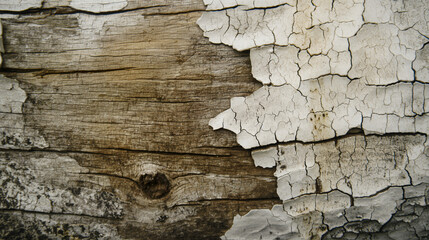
[221,204,305,240]
[256,135,427,201]
[0,75,26,114]
[198,0,364,52]
[414,44,429,83]
[281,187,405,228]
[210,76,429,148]
[224,185,427,239]
[345,187,404,225]
[348,24,427,85]
[203,0,294,11]
[70,0,128,13]
[201,0,429,148]
[0,0,128,13]
[282,190,351,217]
[250,45,350,88]
[199,0,429,238]
[0,74,48,149]
[198,0,427,87]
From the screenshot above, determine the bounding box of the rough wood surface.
[0,1,281,239]
[1,0,429,240]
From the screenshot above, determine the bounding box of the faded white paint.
[199,0,429,238]
[0,0,129,13]
[0,74,48,149]
[223,185,425,239]
[70,0,128,13]
[210,77,429,148]
[0,75,26,114]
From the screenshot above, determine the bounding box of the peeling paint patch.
[323,184,429,239]
[414,43,429,83]
[223,184,429,239]
[203,0,295,11]
[223,204,327,239]
[250,45,350,88]
[198,0,427,87]
[0,75,26,114]
[201,0,429,146]
[197,3,296,51]
[254,135,427,200]
[348,24,426,85]
[221,205,304,240]
[199,0,429,237]
[0,75,48,150]
[345,187,404,225]
[70,0,128,13]
[210,77,429,148]
[197,0,364,52]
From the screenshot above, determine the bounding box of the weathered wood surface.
[2,0,429,239]
[0,1,281,239]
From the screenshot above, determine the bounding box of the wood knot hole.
[139,172,170,199]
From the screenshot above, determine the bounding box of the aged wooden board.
[2,0,429,239]
[0,1,281,239]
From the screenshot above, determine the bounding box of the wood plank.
[0,2,280,239]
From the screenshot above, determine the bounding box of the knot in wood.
[138,172,170,199]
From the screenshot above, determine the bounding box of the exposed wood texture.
[2,0,428,239]
[0,1,281,239]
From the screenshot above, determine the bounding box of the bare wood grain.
[0,2,280,239]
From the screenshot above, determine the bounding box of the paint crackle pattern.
[198,0,429,239]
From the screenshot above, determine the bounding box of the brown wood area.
[0,1,280,239]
